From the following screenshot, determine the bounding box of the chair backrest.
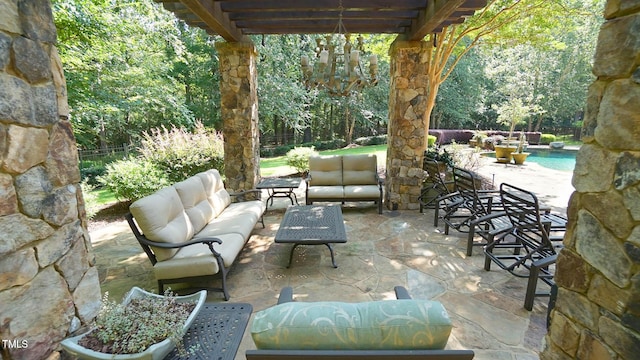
[423,159,451,194]
[309,155,343,186]
[452,167,493,216]
[499,183,556,256]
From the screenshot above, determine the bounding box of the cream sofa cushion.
[174,176,215,233]
[343,154,377,185]
[197,169,230,217]
[309,156,343,186]
[129,186,194,261]
[307,186,344,199]
[153,232,245,279]
[344,185,382,199]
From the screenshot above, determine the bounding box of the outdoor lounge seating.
[483,183,566,310]
[305,154,383,214]
[434,167,502,236]
[246,287,474,360]
[125,169,266,300]
[419,158,455,212]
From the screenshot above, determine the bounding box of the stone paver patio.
[92,165,573,360]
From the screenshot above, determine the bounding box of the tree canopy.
[52,0,603,151]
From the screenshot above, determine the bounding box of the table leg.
[325,243,338,268]
[286,244,300,268]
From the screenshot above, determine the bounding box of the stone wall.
[541,1,640,359]
[0,0,101,358]
[214,41,260,192]
[385,40,430,210]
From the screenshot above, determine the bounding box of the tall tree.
[418,0,601,141]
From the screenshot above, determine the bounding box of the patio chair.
[419,158,455,212]
[483,183,565,310]
[246,287,475,360]
[435,167,503,237]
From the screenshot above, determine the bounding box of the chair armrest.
[136,236,222,249]
[230,189,262,201]
[394,286,412,299]
[532,253,558,268]
[277,287,295,304]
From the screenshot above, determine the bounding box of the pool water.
[484,149,577,171]
[526,149,577,171]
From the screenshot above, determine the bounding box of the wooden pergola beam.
[179,0,246,42]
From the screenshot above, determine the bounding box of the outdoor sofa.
[246,286,474,359]
[305,154,383,214]
[125,169,265,300]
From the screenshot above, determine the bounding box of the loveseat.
[305,154,383,214]
[246,286,474,359]
[125,169,265,300]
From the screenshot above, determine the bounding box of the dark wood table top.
[256,177,302,189]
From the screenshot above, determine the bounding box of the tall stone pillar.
[541,2,640,359]
[0,0,101,358]
[385,40,430,210]
[215,41,260,192]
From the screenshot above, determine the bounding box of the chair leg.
[524,263,541,311]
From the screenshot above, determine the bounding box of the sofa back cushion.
[309,156,343,186]
[251,299,452,350]
[342,154,377,185]
[129,186,195,261]
[196,169,231,217]
[174,176,214,233]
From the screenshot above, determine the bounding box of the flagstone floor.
[92,201,563,360]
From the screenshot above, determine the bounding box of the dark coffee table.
[275,205,347,268]
[256,177,302,210]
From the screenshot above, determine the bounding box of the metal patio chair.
[419,158,455,212]
[483,183,566,310]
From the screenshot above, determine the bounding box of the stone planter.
[512,152,530,165]
[494,145,517,163]
[61,287,206,360]
[549,141,565,149]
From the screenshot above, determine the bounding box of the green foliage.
[427,135,437,147]
[425,147,455,168]
[79,292,194,355]
[354,135,387,146]
[540,134,557,144]
[285,147,319,174]
[138,123,224,183]
[80,181,100,220]
[98,160,169,202]
[80,164,107,186]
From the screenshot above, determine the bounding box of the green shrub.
[80,164,107,186]
[285,147,319,174]
[139,122,224,183]
[98,159,169,202]
[427,135,437,147]
[540,134,556,145]
[354,135,387,146]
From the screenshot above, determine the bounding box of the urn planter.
[512,152,530,165]
[494,145,517,163]
[61,287,206,360]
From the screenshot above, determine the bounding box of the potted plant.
[512,132,530,165]
[494,98,531,163]
[61,287,206,360]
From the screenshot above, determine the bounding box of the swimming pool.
[526,149,577,171]
[484,149,577,171]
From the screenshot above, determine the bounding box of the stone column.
[0,0,101,358]
[215,41,260,192]
[385,40,430,210]
[541,2,640,359]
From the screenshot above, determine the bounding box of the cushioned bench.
[125,169,265,300]
[246,287,474,359]
[305,154,383,214]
